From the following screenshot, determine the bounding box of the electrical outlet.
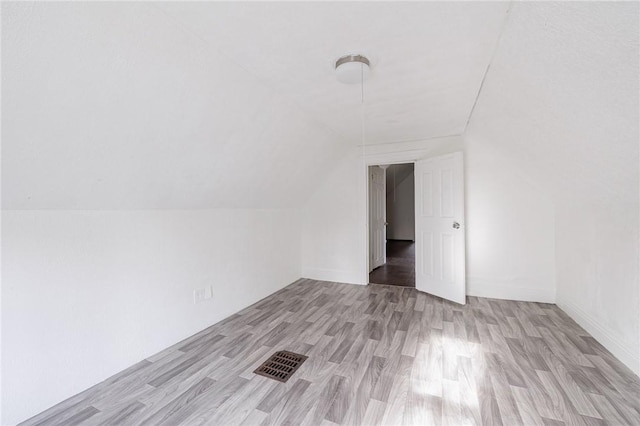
[193,288,206,304]
[204,285,213,299]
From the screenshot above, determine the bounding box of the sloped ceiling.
[466,1,639,204]
[158,2,510,145]
[2,2,342,209]
[2,2,509,209]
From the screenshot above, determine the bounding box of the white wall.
[1,209,301,425]
[555,202,640,375]
[465,139,556,303]
[301,148,367,284]
[386,167,415,241]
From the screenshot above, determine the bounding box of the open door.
[369,166,386,272]
[414,152,466,304]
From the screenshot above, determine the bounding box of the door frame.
[358,148,467,285]
[364,152,419,284]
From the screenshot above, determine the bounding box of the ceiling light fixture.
[335,54,371,85]
[334,53,371,156]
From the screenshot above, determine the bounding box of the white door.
[369,166,386,271]
[414,152,466,304]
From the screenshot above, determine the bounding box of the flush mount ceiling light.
[335,54,371,84]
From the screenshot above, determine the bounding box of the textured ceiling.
[466,1,639,204]
[2,1,510,209]
[5,2,635,210]
[158,2,510,145]
[2,2,343,209]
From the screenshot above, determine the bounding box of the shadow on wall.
[386,163,415,241]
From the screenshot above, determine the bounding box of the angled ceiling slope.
[466,1,639,204]
[3,2,509,210]
[159,1,510,145]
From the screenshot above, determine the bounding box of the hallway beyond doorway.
[369,240,415,287]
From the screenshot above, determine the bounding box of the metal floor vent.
[254,350,308,383]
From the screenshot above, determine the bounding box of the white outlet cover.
[204,286,213,299]
[193,288,206,304]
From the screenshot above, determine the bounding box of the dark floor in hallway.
[369,240,415,287]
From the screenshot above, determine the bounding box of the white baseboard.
[466,278,556,303]
[302,268,365,285]
[556,297,639,377]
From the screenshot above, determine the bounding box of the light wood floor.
[23,279,640,425]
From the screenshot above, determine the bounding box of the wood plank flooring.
[369,240,415,287]
[22,279,640,425]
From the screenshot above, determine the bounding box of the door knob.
[384,222,389,226]
[453,221,460,229]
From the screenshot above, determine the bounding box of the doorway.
[368,163,416,287]
[364,151,466,304]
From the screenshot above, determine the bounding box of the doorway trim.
[361,137,464,285]
[364,153,420,285]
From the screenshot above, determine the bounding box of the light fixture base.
[335,54,371,84]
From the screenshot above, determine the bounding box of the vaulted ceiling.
[466,1,638,205]
[158,2,510,144]
[2,2,636,210]
[2,2,508,209]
